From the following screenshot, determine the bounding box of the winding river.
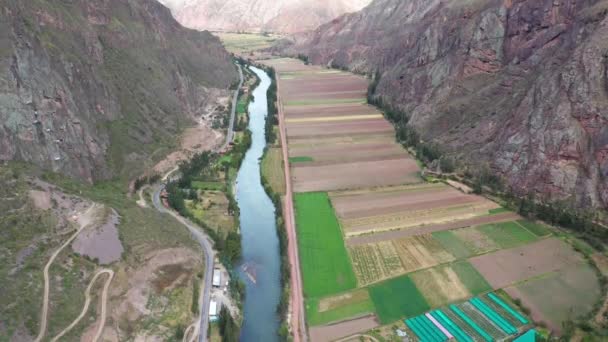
[236,66,281,341]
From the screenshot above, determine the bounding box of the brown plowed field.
[285,103,380,119]
[331,184,490,220]
[288,134,396,148]
[292,158,421,192]
[282,78,368,94]
[286,119,394,138]
[469,238,584,289]
[284,91,366,101]
[342,202,498,237]
[289,144,407,166]
[346,212,521,246]
[309,315,380,342]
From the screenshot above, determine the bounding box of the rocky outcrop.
[281,0,608,208]
[157,0,372,33]
[0,0,237,182]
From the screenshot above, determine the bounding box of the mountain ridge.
[0,0,237,183]
[157,0,372,33]
[279,0,608,209]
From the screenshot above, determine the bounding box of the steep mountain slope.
[0,0,237,183]
[157,0,372,33]
[282,0,608,209]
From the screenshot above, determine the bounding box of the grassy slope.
[294,192,357,298]
[261,148,286,195]
[306,290,375,326]
[6,165,199,340]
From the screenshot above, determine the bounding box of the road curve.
[51,269,114,342]
[221,63,245,151]
[35,204,98,342]
[275,70,307,341]
[151,63,244,342]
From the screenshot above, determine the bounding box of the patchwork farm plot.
[261,58,601,340]
[330,183,505,237]
[294,192,357,298]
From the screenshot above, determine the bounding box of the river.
[236,66,281,341]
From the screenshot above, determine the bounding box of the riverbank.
[236,66,282,341]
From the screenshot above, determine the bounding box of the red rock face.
[282,0,608,208]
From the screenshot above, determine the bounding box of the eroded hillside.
[0,0,237,183]
[281,0,608,209]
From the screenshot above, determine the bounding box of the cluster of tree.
[191,276,200,314]
[265,67,279,145]
[218,306,240,342]
[260,166,291,341]
[463,166,504,195]
[177,151,215,187]
[133,173,161,191]
[508,192,608,250]
[296,54,310,65]
[369,83,449,169]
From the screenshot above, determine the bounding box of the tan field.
[469,238,584,289]
[411,266,471,307]
[292,158,421,193]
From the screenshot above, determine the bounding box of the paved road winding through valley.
[152,63,243,342]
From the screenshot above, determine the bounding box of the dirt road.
[276,71,307,342]
[34,204,99,342]
[51,269,114,342]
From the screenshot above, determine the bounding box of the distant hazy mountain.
[157,0,372,33]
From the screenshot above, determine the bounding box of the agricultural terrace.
[330,183,504,237]
[262,58,421,193]
[215,32,280,54]
[294,192,357,298]
[470,238,602,332]
[261,58,601,340]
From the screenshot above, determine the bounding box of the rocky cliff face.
[0,0,237,182]
[157,0,372,33]
[282,0,608,209]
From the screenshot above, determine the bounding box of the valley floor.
[261,58,605,342]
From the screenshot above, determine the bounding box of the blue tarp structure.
[514,329,536,342]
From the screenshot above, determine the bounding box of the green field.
[261,148,286,195]
[488,207,511,214]
[294,192,357,297]
[433,231,473,259]
[306,290,376,326]
[369,276,430,324]
[236,97,247,115]
[215,32,279,54]
[289,156,313,163]
[477,221,538,249]
[191,181,225,191]
[516,220,552,237]
[452,261,492,295]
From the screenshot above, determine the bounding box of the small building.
[212,268,221,287]
[209,300,218,322]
